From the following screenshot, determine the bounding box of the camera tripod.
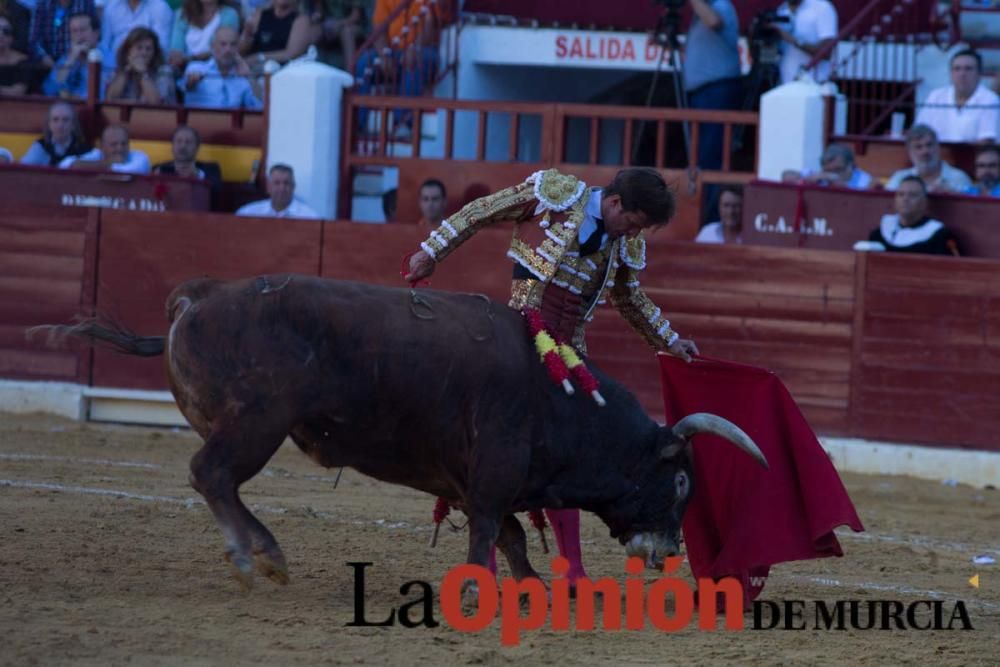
[630,5,692,168]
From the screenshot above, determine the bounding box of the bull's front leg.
[465,513,501,570]
[462,511,502,606]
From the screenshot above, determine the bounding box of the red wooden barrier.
[91,210,322,390]
[743,180,1000,258]
[0,164,212,213]
[852,253,1000,450]
[0,206,98,383]
[6,206,1000,451]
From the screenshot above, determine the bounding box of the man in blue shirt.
[42,13,106,99]
[683,0,742,172]
[682,0,743,226]
[181,26,263,109]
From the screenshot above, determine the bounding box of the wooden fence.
[3,206,999,451]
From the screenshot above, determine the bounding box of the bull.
[42,275,767,588]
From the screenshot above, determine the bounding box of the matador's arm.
[608,240,679,352]
[419,181,537,262]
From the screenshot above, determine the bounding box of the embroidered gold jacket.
[419,169,679,352]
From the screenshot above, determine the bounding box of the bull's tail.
[27,316,165,357]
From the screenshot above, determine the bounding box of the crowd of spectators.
[0,0,457,113]
[0,0,461,112]
[0,0,995,237]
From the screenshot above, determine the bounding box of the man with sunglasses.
[964,145,1000,198]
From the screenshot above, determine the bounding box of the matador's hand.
[667,337,699,363]
[404,250,436,283]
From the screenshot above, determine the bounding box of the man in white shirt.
[101,0,174,58]
[59,124,151,174]
[772,0,838,84]
[885,124,972,193]
[236,164,320,219]
[915,49,999,144]
[695,185,743,244]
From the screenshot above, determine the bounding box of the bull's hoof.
[255,553,290,585]
[224,550,255,591]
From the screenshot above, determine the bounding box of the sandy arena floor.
[1,412,998,666]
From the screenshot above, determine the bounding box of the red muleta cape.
[658,354,865,606]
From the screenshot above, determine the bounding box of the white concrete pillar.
[757,79,829,181]
[267,62,355,219]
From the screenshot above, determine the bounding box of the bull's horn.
[671,413,769,469]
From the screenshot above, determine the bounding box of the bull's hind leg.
[496,514,541,581]
[188,426,288,589]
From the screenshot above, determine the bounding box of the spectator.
[381,186,396,222]
[21,100,91,165]
[773,0,838,84]
[886,125,972,193]
[355,0,444,132]
[0,14,31,95]
[915,49,999,144]
[28,0,96,67]
[153,124,222,188]
[0,145,12,162]
[42,12,105,98]
[105,26,175,102]
[181,26,262,108]
[866,176,960,256]
[782,143,874,189]
[306,0,364,70]
[238,0,311,72]
[416,178,445,228]
[0,0,31,55]
[963,145,1000,197]
[695,185,742,243]
[683,0,742,172]
[167,0,240,70]
[100,0,173,59]
[59,123,152,173]
[236,163,320,218]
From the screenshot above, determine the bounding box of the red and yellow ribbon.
[523,308,605,405]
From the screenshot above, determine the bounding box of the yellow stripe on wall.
[1,132,261,182]
[0,132,38,159]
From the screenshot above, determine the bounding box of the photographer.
[683,0,742,172]
[771,0,838,84]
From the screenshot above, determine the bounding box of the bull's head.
[616,413,768,569]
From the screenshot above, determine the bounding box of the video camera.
[748,9,791,66]
[650,0,685,48]
[750,9,791,45]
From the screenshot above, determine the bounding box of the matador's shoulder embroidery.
[621,236,647,270]
[527,169,587,213]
